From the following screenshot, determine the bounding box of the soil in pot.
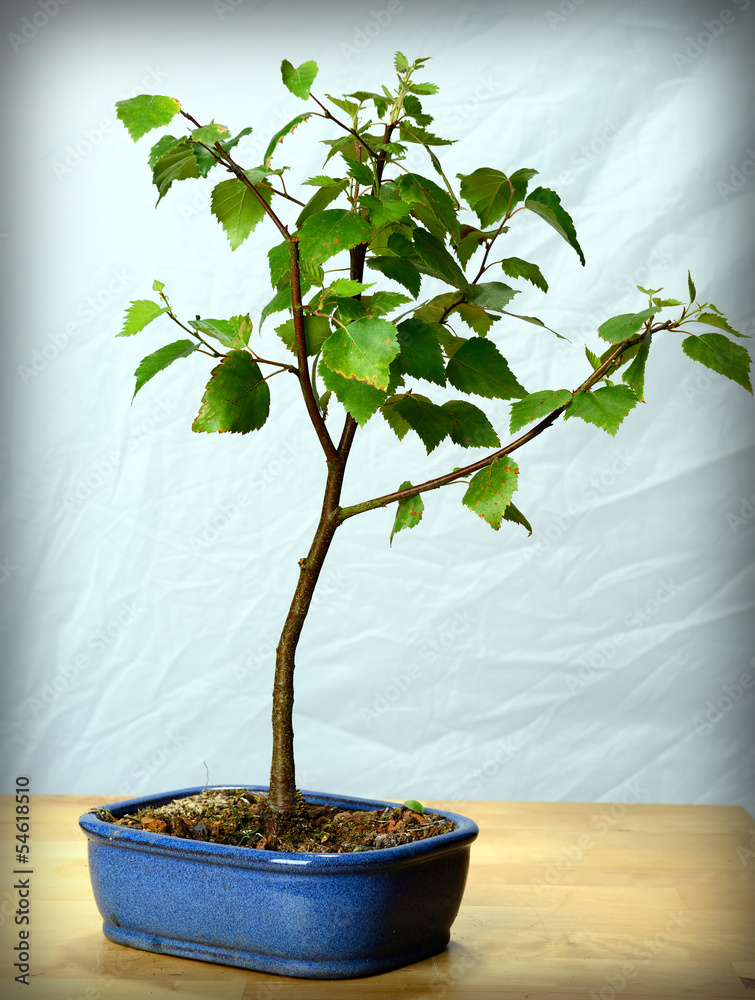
[95,787,455,853]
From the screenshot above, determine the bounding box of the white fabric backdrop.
[1,0,753,813]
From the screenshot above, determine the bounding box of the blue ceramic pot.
[79,785,478,979]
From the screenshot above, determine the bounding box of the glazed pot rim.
[79,785,479,873]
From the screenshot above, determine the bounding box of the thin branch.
[310,94,379,160]
[166,310,225,357]
[338,325,669,522]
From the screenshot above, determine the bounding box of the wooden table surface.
[1,795,754,999]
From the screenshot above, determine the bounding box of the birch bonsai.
[114,54,752,833]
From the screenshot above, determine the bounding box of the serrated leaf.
[381,396,411,440]
[694,312,747,338]
[394,51,409,72]
[327,278,375,298]
[405,81,439,95]
[303,175,345,187]
[263,113,313,167]
[118,299,167,337]
[470,281,519,312]
[366,291,411,316]
[398,122,454,147]
[446,338,527,400]
[190,122,230,145]
[281,59,318,100]
[508,168,539,205]
[275,315,332,356]
[152,279,165,293]
[133,339,197,399]
[565,385,639,435]
[441,400,500,448]
[524,187,585,265]
[321,316,399,389]
[687,270,696,304]
[326,93,359,116]
[501,310,566,340]
[622,333,652,400]
[152,141,200,203]
[268,241,289,288]
[389,394,452,453]
[348,158,373,186]
[585,345,601,370]
[681,333,752,392]
[219,126,253,153]
[652,297,682,308]
[402,94,433,126]
[457,168,515,228]
[390,482,424,545]
[598,307,656,344]
[366,255,422,298]
[148,134,179,169]
[504,502,532,535]
[318,357,387,426]
[115,94,181,142]
[189,316,252,350]
[509,389,572,434]
[500,257,548,293]
[462,457,519,530]
[211,177,268,250]
[192,351,270,434]
[457,303,496,336]
[398,173,460,240]
[396,318,446,386]
[298,209,371,267]
[296,178,349,227]
[260,281,304,328]
[413,228,470,290]
[360,194,412,228]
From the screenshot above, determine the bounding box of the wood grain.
[1,796,753,998]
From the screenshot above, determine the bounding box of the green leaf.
[457,168,515,227]
[694,312,747,338]
[268,242,289,288]
[390,487,424,545]
[298,209,371,267]
[687,270,696,304]
[148,134,179,169]
[396,319,446,386]
[504,502,532,535]
[470,281,519,312]
[413,228,471,291]
[327,278,375,298]
[192,351,271,434]
[441,400,500,448]
[152,279,165,293]
[318,357,387,425]
[585,345,601,370]
[260,282,300,328]
[381,396,411,440]
[389,394,452,453]
[405,81,439,96]
[565,385,639,436]
[189,316,252,349]
[360,194,412,228]
[622,334,652,400]
[211,177,268,250]
[152,142,200,203]
[321,316,400,389]
[118,299,167,337]
[500,257,548,293]
[280,59,318,100]
[398,174,460,240]
[398,123,454,147]
[348,158,373,186]
[462,457,519,530]
[446,338,527,400]
[296,178,349,227]
[394,51,409,73]
[365,291,411,316]
[366,255,421,298]
[263,113,313,166]
[190,122,230,145]
[457,303,496,336]
[524,187,585,265]
[598,307,656,344]
[681,333,752,392]
[115,94,181,142]
[509,389,572,434]
[219,126,253,153]
[509,168,539,206]
[501,311,566,340]
[275,315,332,356]
[402,94,433,126]
[133,339,197,399]
[303,175,346,187]
[326,93,359,116]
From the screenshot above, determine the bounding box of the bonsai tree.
[114,54,752,834]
